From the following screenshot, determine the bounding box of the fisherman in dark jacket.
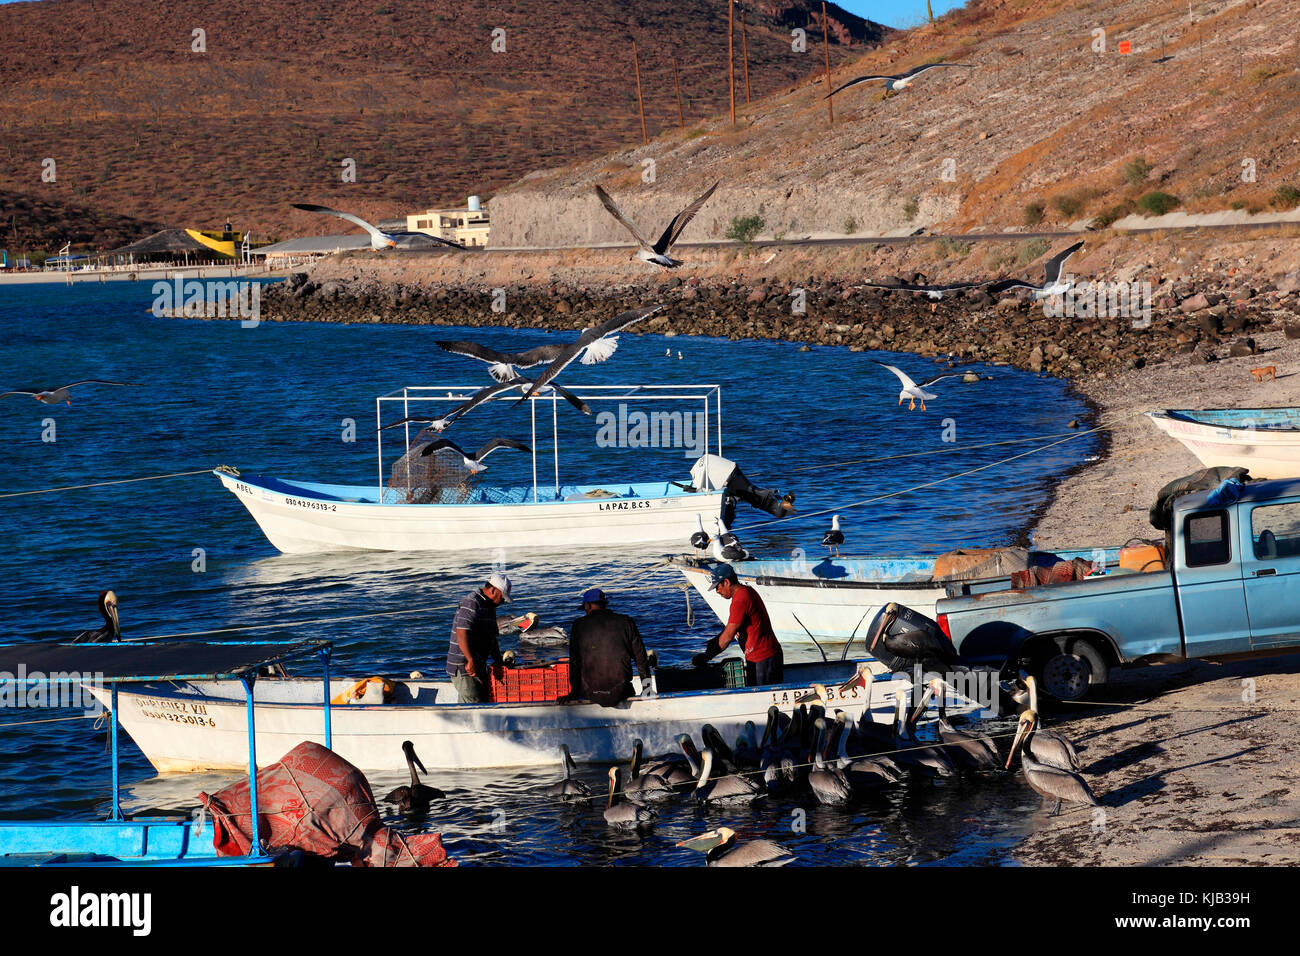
[565,588,652,707]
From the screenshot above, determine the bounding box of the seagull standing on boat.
[1006,710,1099,816]
[822,514,845,557]
[515,305,664,403]
[827,62,972,97]
[710,519,751,562]
[595,181,719,268]
[677,827,794,867]
[291,202,463,250]
[435,338,617,384]
[872,361,962,412]
[988,241,1084,301]
[71,590,121,643]
[690,514,711,553]
[1,381,140,406]
[545,744,592,801]
[604,767,658,827]
[385,741,445,812]
[420,437,531,472]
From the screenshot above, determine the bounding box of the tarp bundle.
[930,547,1032,582]
[198,742,456,867]
[1010,558,1097,589]
[1149,467,1250,532]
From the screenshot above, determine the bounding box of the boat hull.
[216,470,725,554]
[89,663,963,773]
[1147,409,1300,478]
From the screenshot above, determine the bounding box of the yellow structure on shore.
[406,196,490,248]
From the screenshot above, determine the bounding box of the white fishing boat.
[217,383,739,554]
[672,547,1118,648]
[1146,408,1300,478]
[89,656,986,773]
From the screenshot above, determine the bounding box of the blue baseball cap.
[708,564,737,590]
[581,587,607,605]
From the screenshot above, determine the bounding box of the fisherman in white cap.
[447,572,512,703]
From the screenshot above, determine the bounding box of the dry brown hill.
[490,0,1300,252]
[0,0,883,251]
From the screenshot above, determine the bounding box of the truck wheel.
[1036,638,1107,701]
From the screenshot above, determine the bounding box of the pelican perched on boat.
[595,181,719,268]
[808,718,853,805]
[544,744,592,801]
[868,603,958,672]
[710,519,752,562]
[70,590,121,643]
[499,612,568,647]
[690,514,711,553]
[677,827,794,867]
[604,767,658,828]
[911,679,1001,772]
[1006,711,1099,816]
[1019,675,1081,771]
[624,739,676,803]
[693,747,764,806]
[384,741,445,812]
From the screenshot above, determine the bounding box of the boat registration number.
[285,497,337,512]
[134,696,217,727]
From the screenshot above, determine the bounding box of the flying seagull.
[436,339,616,384]
[988,241,1084,299]
[420,437,531,472]
[1,381,140,405]
[380,376,592,437]
[595,182,719,268]
[873,361,962,412]
[515,305,664,404]
[291,203,464,250]
[827,62,973,97]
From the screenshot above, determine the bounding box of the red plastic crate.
[489,659,571,703]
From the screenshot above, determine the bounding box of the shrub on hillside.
[1137,191,1179,216]
[1123,157,1151,187]
[1022,201,1044,226]
[1270,184,1300,209]
[725,215,765,244]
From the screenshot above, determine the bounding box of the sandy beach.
[1014,327,1300,864]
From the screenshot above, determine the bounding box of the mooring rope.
[789,427,1105,472]
[0,468,214,500]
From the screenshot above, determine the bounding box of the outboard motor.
[689,454,795,523]
[863,601,957,674]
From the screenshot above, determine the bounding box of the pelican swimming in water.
[911,678,1001,772]
[544,744,592,801]
[604,767,658,828]
[2,381,140,406]
[384,741,445,812]
[891,693,957,778]
[759,707,803,794]
[808,718,853,805]
[595,181,719,268]
[677,827,794,867]
[834,714,906,789]
[71,590,121,643]
[624,739,676,803]
[1006,711,1099,816]
[693,747,764,806]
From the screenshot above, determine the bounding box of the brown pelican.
[760,707,803,794]
[911,679,1001,772]
[499,612,568,647]
[384,741,445,812]
[624,739,676,803]
[2,381,140,406]
[1020,676,1081,771]
[604,767,658,828]
[822,515,844,557]
[827,62,972,97]
[892,693,957,778]
[733,722,761,770]
[693,747,764,806]
[808,718,853,805]
[71,591,121,643]
[544,744,592,801]
[594,181,719,268]
[420,437,531,472]
[677,827,794,867]
[868,603,957,671]
[834,714,906,789]
[516,305,665,403]
[701,724,740,774]
[1006,711,1099,816]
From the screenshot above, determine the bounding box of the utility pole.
[632,40,648,144]
[740,4,752,103]
[728,0,736,126]
[673,58,685,127]
[822,1,834,125]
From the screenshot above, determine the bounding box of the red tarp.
[198,741,455,867]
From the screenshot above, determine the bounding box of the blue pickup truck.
[935,477,1300,700]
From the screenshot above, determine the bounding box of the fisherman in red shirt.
[691,564,784,686]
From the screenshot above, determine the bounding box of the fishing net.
[387,439,481,504]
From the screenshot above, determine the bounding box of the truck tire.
[1033,637,1109,701]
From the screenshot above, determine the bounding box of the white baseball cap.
[487,572,513,602]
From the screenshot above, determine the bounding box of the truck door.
[1240,499,1300,650]
[1176,508,1251,657]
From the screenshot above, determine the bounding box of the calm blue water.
[0,279,1097,864]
